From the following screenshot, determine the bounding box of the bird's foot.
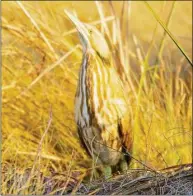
[103,166,112,180]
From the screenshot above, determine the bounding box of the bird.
[65,11,133,179]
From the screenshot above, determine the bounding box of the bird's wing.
[87,54,129,128]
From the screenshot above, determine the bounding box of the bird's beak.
[65,10,90,48]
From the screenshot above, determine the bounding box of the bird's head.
[65,10,110,59]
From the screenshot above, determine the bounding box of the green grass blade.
[157,1,176,60]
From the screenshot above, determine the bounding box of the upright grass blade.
[157,1,176,61]
[95,1,110,36]
[144,1,193,67]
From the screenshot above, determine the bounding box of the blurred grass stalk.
[144,1,192,67]
[156,1,176,63]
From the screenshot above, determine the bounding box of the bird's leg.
[90,168,100,182]
[103,166,112,180]
[119,159,128,173]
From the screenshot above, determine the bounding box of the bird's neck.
[75,52,91,127]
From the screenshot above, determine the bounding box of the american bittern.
[66,11,133,179]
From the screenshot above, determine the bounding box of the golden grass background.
[1,1,192,193]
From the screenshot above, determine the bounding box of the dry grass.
[1,1,192,194]
[2,163,192,195]
[68,164,193,195]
